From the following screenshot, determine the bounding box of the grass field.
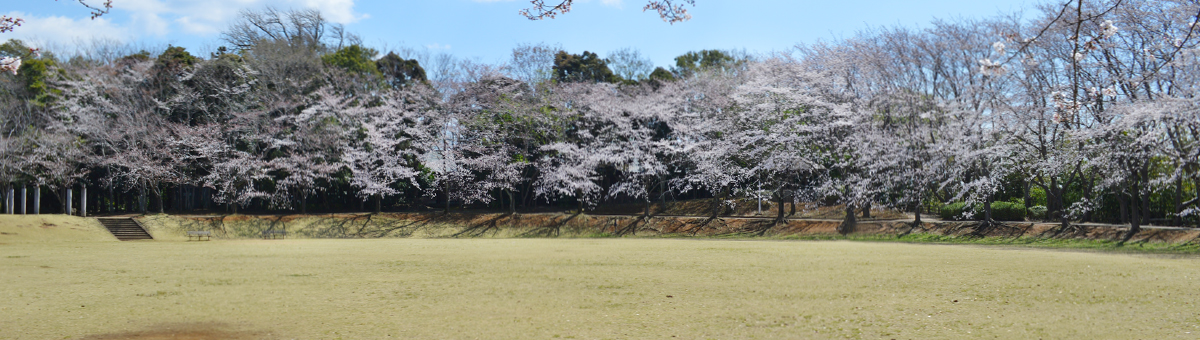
[1,216,1199,339]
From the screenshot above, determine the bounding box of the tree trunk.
[1141,188,1151,226]
[861,201,871,218]
[913,201,922,225]
[1122,188,1142,245]
[508,190,516,214]
[913,187,923,226]
[300,194,307,214]
[839,204,856,235]
[710,190,721,219]
[156,186,164,214]
[984,195,993,222]
[20,184,26,215]
[644,198,651,218]
[788,191,796,217]
[5,183,11,214]
[66,188,73,215]
[139,185,147,214]
[775,188,785,223]
[33,185,40,215]
[376,194,383,214]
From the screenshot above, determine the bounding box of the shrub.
[1029,205,1048,220]
[939,202,974,221]
[989,201,1027,221]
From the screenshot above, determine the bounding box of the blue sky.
[6,0,1035,67]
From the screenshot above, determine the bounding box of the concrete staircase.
[97,218,153,241]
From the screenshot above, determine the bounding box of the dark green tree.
[153,45,198,73]
[673,49,739,77]
[375,52,427,87]
[2,40,59,107]
[322,45,379,76]
[553,51,617,83]
[648,67,675,82]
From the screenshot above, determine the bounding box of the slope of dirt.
[589,198,909,220]
[136,212,1200,246]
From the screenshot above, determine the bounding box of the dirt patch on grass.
[80,323,269,340]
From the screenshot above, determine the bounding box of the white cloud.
[301,0,366,24]
[4,11,129,45]
[599,0,624,8]
[105,0,366,38]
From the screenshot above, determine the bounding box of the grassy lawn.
[1,217,1199,339]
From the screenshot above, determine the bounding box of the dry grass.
[0,215,116,243]
[2,220,1199,339]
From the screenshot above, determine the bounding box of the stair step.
[96,218,153,241]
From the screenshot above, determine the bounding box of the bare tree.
[607,47,655,82]
[506,43,560,89]
[221,7,348,51]
[521,0,695,23]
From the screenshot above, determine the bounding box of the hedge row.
[938,202,1027,221]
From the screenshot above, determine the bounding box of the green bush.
[1028,186,1047,207]
[989,202,1027,221]
[939,202,974,221]
[938,201,1027,221]
[1028,205,1048,220]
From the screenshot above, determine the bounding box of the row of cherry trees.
[0,1,1196,236]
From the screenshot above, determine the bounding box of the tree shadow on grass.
[682,216,728,236]
[749,219,789,237]
[171,216,228,237]
[365,214,440,238]
[453,214,510,238]
[952,221,1028,239]
[519,212,583,238]
[898,221,932,237]
[1039,222,1091,240]
[610,216,666,237]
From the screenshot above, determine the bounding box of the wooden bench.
[186,231,211,241]
[261,230,287,239]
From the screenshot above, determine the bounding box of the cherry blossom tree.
[668,69,741,219]
[326,84,439,213]
[448,76,537,213]
[730,57,857,224]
